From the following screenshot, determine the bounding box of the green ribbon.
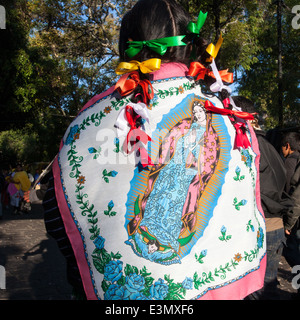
[187,11,207,35]
[187,11,208,60]
[125,35,187,58]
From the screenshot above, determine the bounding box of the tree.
[181,0,299,128]
[0,128,39,165]
[0,0,136,165]
[237,0,300,128]
[0,0,299,166]
[0,0,34,130]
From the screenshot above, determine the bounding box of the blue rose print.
[108,200,114,210]
[104,200,117,217]
[104,260,123,283]
[257,227,264,249]
[233,197,247,211]
[93,236,105,250]
[233,166,245,182]
[241,149,253,168]
[221,225,227,234]
[110,170,118,177]
[88,147,97,153]
[123,273,146,300]
[182,277,193,290]
[149,278,169,300]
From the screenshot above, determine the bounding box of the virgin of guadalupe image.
[125,97,221,265]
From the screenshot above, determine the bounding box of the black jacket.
[284,151,300,194]
[287,154,300,230]
[256,130,293,221]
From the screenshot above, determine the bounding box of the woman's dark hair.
[232,96,256,113]
[119,0,209,67]
[232,96,260,128]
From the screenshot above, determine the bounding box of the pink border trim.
[79,86,115,114]
[198,255,266,300]
[248,122,265,219]
[53,86,116,300]
[53,157,97,300]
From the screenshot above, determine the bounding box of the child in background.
[8,173,22,214]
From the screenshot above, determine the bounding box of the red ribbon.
[123,105,153,167]
[222,97,231,110]
[234,122,251,149]
[204,100,255,120]
[204,100,255,149]
[114,71,154,105]
[188,62,234,83]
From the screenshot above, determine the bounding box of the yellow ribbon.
[115,59,161,75]
[206,34,223,62]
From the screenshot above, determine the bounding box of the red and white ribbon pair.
[205,58,254,150]
[115,102,153,167]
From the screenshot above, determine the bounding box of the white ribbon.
[209,58,232,94]
[114,102,150,137]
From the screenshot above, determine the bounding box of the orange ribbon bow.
[123,105,153,167]
[114,71,154,105]
[188,62,233,83]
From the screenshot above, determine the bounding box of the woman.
[46,0,266,300]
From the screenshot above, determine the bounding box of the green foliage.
[0,0,136,165]
[0,0,299,166]
[0,128,39,165]
[182,0,299,129]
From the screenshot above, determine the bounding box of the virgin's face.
[194,105,206,124]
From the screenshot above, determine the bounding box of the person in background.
[1,167,10,210]
[33,169,40,187]
[281,132,300,195]
[232,96,293,299]
[12,163,32,214]
[280,131,300,299]
[8,172,22,215]
[0,168,5,219]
